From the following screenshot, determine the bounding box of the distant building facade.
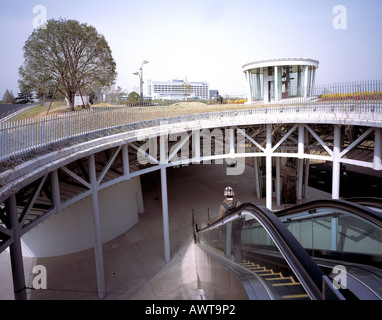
[147,79,209,100]
[242,58,319,104]
[209,90,219,99]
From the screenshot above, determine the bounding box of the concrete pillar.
[88,154,106,299]
[374,128,382,170]
[7,194,27,300]
[160,165,170,263]
[122,144,130,179]
[332,125,341,199]
[160,134,171,263]
[266,124,273,210]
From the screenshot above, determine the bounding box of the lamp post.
[134,60,149,104]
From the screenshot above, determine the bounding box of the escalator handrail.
[196,202,337,300]
[345,197,382,211]
[275,199,382,228]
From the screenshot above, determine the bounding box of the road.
[0,103,36,121]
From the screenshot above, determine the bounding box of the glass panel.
[282,65,303,98]
[249,68,264,101]
[282,208,382,261]
[339,215,382,255]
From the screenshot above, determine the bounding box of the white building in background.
[242,58,319,104]
[147,79,209,100]
[65,94,89,107]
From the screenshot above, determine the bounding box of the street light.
[134,60,149,104]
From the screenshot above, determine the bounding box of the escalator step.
[272,281,302,287]
[240,259,309,300]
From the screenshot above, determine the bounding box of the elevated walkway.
[0,163,331,300]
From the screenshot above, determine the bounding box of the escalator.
[276,198,382,300]
[193,198,382,300]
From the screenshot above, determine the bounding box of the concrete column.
[160,165,170,263]
[160,134,171,263]
[7,194,27,300]
[122,144,130,179]
[266,124,273,210]
[332,125,341,199]
[374,128,382,170]
[88,154,106,299]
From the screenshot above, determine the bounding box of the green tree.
[1,89,15,104]
[14,92,34,104]
[126,91,140,105]
[181,79,192,100]
[19,18,117,111]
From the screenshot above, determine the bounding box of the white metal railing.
[1,81,381,168]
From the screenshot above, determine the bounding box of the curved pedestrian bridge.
[0,82,382,300]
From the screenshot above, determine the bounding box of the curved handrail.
[196,202,341,300]
[345,197,382,211]
[275,199,382,228]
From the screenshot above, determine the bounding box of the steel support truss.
[0,123,381,299]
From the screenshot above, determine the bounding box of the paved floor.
[0,163,331,300]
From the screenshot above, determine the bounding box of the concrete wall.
[20,177,144,257]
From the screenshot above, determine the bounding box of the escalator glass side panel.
[279,203,382,299]
[198,215,310,300]
[281,207,382,264]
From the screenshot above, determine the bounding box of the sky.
[1,0,382,98]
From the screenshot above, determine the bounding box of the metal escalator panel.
[195,203,344,300]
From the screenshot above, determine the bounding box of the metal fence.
[1,80,381,169]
